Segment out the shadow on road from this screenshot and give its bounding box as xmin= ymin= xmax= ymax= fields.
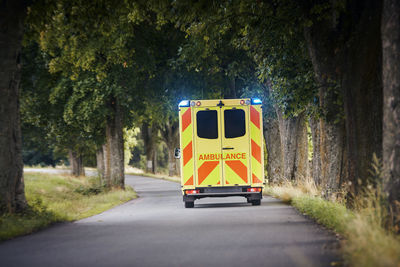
xmin=194 ymin=202 xmax=250 ymax=208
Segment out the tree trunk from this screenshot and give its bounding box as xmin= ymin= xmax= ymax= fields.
xmin=309 ymin=117 xmax=322 ymax=185
xmin=152 ymin=149 xmax=157 ymax=174
xmin=319 ymin=117 xmax=347 ymax=197
xmin=304 ymin=34 xmax=348 ymax=197
xmin=68 ymin=149 xmax=85 ymax=177
xmin=264 ymin=117 xmax=283 ymax=184
xmin=382 ymin=0 xmax=400 ymax=230
xmin=141 ymin=122 xmax=158 ymax=174
xmin=303 ymin=8 xmax=348 ymax=197
xmin=341 ymin=0 xmax=383 ymax=193
xmin=160 ymin=120 xmax=179 ymax=177
xmin=166 ymin=133 xmax=179 ymax=177
xmin=96 ymin=147 xmax=105 ymax=180
xmin=102 ymin=143 xmax=111 ymax=187
xmin=105 ymin=101 xmax=124 ymax=188
xmin=276 ymin=110 xmax=308 ymax=182
xmin=304 ymin=0 xmax=383 ymax=200
xmin=0 ymin=0 xmax=27 ymax=213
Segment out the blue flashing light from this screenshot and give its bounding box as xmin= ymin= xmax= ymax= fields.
xmin=178 ymin=100 xmax=190 ymax=107
xmin=251 ymin=98 xmax=262 ymax=105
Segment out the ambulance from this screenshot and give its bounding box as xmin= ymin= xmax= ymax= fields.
xmin=177 ymin=98 xmax=265 ymax=208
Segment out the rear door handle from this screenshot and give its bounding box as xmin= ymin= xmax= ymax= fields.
xmin=223 ymin=147 xmax=234 ymax=150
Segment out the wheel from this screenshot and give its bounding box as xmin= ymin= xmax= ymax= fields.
xmin=251 ymin=199 xmax=261 ymax=206
xmin=185 ymin=201 xmax=194 ymax=208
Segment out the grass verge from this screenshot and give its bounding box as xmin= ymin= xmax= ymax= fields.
xmin=266 ymin=183 xmax=400 ymax=267
xmin=0 ymin=172 xmax=136 ymax=241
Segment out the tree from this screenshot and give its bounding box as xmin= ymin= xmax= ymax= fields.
xmin=20 ymin=44 xmax=106 ymax=177
xmin=27 ymin=0 xmax=166 ymax=187
xmin=140 ymin=121 xmax=159 ymax=174
xmin=382 ymin=0 xmax=400 ymax=230
xmin=0 ymin=0 xmax=27 ymax=213
xmin=303 ymin=0 xmax=383 ymax=199
xmin=152 ymin=0 xmax=385 ymax=200
xmin=152 ymin=0 xmax=316 ymax=185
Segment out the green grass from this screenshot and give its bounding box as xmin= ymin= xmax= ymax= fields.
xmin=292 ymin=196 xmax=353 ymax=234
xmin=266 ymin=183 xmax=400 ymax=267
xmin=0 ymin=173 xmax=136 ymax=241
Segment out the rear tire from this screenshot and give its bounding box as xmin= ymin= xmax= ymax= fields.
xmin=185 ymin=201 xmax=194 ymax=208
xmin=251 ymin=199 xmax=261 ymax=206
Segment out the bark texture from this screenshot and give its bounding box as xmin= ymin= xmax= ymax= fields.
xmin=341 ymin=0 xmax=383 ymax=193
xmin=160 ymin=120 xmax=180 ymax=177
xmin=68 ymin=149 xmax=85 ymax=177
xmin=96 ymin=147 xmax=105 ymax=180
xmin=104 ymin=102 xmax=125 ymax=188
xmin=103 ymin=143 xmax=111 ymax=186
xmin=309 ymin=117 xmax=321 ymax=185
xmin=264 ymin=117 xmax=283 ymax=184
xmin=382 ymin=0 xmax=400 ymax=229
xmin=276 ymin=110 xmax=308 ymax=182
xmin=141 ymin=122 xmax=159 ymax=174
xmin=0 ymin=0 xmax=27 ymax=213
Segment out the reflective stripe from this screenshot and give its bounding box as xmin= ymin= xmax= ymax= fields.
xmin=183 ymin=159 xmax=194 ymax=184
xmin=182 ymin=108 xmax=191 ymax=132
xmin=225 ymin=160 xmax=248 ymax=184
xmin=252 ymin=173 xmax=263 ymax=184
xmin=198 ymin=161 xmax=219 ymax=185
xmin=251 ymin=139 xmax=261 ymax=163
xmin=250 ymin=105 xmax=264 ymax=185
xmin=184 ymin=175 xmax=193 ymax=186
xmin=181 ymin=107 xmax=194 ymax=186
xmin=250 ymin=106 xmax=260 ymax=129
xmin=183 ymin=141 xmax=193 ymax=166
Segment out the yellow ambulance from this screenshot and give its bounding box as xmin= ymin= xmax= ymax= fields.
xmin=177 ymin=98 xmax=265 ymax=208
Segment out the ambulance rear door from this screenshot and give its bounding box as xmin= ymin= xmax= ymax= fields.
xmin=221 ymin=105 xmax=251 ymax=186
xmin=193 ymin=105 xmax=223 ymax=187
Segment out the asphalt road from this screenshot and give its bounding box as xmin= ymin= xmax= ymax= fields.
xmin=0 ymin=174 xmax=340 ymax=267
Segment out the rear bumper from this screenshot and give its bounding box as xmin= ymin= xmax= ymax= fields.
xmin=183 ymin=191 xmax=262 ymax=202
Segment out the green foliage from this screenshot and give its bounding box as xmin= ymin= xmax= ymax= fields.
xmin=151 ymin=0 xmax=318 ymax=117
xmin=74 ymin=182 xmax=107 ymax=196
xmin=25 ymin=0 xmax=209 ymax=160
xmin=124 ymin=128 xmax=140 ymax=166
xmin=21 ymin=0 xmax=329 ymax=171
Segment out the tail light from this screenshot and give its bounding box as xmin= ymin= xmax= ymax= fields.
xmin=247 ymin=188 xmax=262 ymax=193
xmin=186 ymin=189 xmax=200 ymax=194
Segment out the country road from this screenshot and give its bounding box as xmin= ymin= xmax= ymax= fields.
xmin=0 ymin=174 xmax=340 ymax=267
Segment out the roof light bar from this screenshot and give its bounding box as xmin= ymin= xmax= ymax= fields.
xmin=251 ymin=98 xmax=262 ymax=105
xmin=178 ymin=100 xmax=190 ymax=107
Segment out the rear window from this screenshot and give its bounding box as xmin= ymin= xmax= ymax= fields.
xmin=224 ymin=109 xmax=245 ymax=138
xmin=197 ymin=110 xmax=218 ymax=139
